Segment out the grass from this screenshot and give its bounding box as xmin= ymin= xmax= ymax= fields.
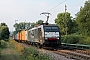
xmin=9 ymin=40 xmax=24 ymax=53
xmin=0 ymin=40 xmax=53 ymax=60
xmin=0 ymin=40 xmax=23 ymax=60
xmin=0 ymin=54 xmax=21 ymax=60
xmin=0 ymin=48 xmax=2 ymax=57
xmin=21 ymin=47 xmax=52 ymax=60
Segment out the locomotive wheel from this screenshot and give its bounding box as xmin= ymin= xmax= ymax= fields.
xmin=32 ymin=43 xmax=35 ymax=47
xmin=36 ymin=43 xmax=42 ymax=49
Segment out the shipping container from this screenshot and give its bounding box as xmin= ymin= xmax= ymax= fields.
xmin=21 ymin=30 xmax=28 ymax=42
xmin=17 ymin=33 xmax=20 ymax=41
xmin=19 ymin=32 xmax=22 ymax=40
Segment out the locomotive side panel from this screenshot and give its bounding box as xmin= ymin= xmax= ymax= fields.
xmin=27 ymin=30 xmax=34 ymax=44
xmin=27 ymin=25 xmax=44 ymax=46
xmin=27 ymin=31 xmax=31 ymax=42
xmin=34 ymin=29 xmax=39 ymax=43
xmin=34 ymin=27 xmax=44 ymax=44
xmin=37 ymin=27 xmax=45 ymax=45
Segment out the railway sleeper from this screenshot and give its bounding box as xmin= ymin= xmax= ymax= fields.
xmin=57 ymin=50 xmax=90 ymax=60
xmin=64 ymin=52 xmax=90 ymax=60
xmin=76 ymin=50 xmax=90 ymax=55
xmin=68 ymin=52 xmax=90 ymax=60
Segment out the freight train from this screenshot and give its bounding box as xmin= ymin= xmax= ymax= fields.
xmin=14 ymin=23 xmax=61 ymax=48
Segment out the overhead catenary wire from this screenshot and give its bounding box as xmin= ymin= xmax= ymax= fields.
xmin=43 ymin=0 xmax=60 ymax=11
xmin=31 ymin=0 xmax=60 ymax=22
xmin=32 ymin=0 xmax=67 ymax=22
xmin=48 ymin=0 xmax=67 ymax=12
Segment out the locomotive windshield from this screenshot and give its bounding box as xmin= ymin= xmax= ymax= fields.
xmin=44 ymin=26 xmax=59 ymax=32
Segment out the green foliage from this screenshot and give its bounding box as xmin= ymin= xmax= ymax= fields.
xmin=0 ymin=26 xmax=8 ymax=57
xmin=84 ymin=37 xmax=90 ymax=45
xmin=0 ymin=48 xmax=2 ymax=57
xmin=55 ymin=12 xmax=78 ymax=35
xmin=78 ymin=37 xmax=90 ymax=45
xmin=0 ymin=23 xmax=7 ymax=26
xmin=13 ymin=22 xmax=34 ymax=35
xmin=62 ymin=35 xmax=90 ymax=45
xmin=0 ymin=26 xmax=10 ymax=40
xmin=0 ymin=40 xmax=7 ymax=48
xmin=36 ymin=20 xmax=44 ymax=25
xmin=0 ymin=23 xmax=10 ymax=40
xmin=21 ymin=47 xmax=52 ymax=60
xmin=76 ymin=0 xmax=90 ymax=36
xmin=67 ymin=18 xmax=78 ymax=34
xmin=61 ymin=35 xmax=80 ymax=44
xmin=13 ymin=20 xmax=44 ymax=35
xmin=13 ymin=22 xmax=31 ymax=32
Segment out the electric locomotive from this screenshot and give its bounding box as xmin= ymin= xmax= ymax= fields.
xmin=27 ymin=23 xmax=61 ymax=48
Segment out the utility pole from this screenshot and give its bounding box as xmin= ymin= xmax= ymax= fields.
xmin=65 ymin=5 xmax=67 ymax=36
xmin=15 ymin=20 xmax=18 ymax=31
xmin=40 ymin=12 xmax=51 ymax=23
xmin=24 ymin=20 xmax=26 ymax=30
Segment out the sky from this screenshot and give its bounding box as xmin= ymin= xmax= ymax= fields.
xmin=0 ymin=0 xmax=88 ymax=31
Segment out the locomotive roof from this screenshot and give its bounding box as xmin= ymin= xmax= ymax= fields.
xmin=28 ymin=24 xmax=58 ymax=31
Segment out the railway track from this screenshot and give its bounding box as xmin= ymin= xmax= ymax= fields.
xmin=42 ymin=47 xmax=90 ymax=60
xmin=18 ymin=42 xmax=90 ymax=60
xmin=20 ymin=43 xmax=74 ymax=60
xmin=56 ymin=50 xmax=90 ymax=60
xmin=74 ymin=49 xmax=90 ymax=55
xmin=57 ymin=46 xmax=90 ymax=60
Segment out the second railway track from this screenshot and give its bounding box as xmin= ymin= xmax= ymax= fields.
xmin=56 ymin=50 xmax=90 ymax=60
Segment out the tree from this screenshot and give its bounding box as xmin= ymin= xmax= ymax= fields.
xmin=13 ymin=20 xmax=43 ymax=35
xmin=76 ymin=0 xmax=90 ymax=36
xmin=36 ymin=20 xmax=44 ymax=24
xmin=13 ymin=22 xmax=36 ymax=34
xmin=0 ymin=23 xmax=7 ymax=26
xmin=55 ymin=12 xmax=76 ymax=35
xmin=30 ymin=22 xmax=36 ymax=28
xmin=0 ymin=23 xmax=10 ymax=40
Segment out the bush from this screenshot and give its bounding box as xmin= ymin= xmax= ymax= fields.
xmin=85 ymin=37 xmax=90 ymax=45
xmin=9 ymin=40 xmax=24 ymax=52
xmin=0 ymin=48 xmax=2 ymax=57
xmin=21 ymin=47 xmax=52 ymax=60
xmin=0 ymin=40 xmax=7 ymax=57
xmin=0 ymin=40 xmax=7 ymax=48
xmin=61 ymin=35 xmax=90 ymax=45
xmin=61 ymin=35 xmax=80 ymax=44
xmin=78 ymin=37 xmax=90 ymax=45
xmin=4 ymin=39 xmax=9 ymax=42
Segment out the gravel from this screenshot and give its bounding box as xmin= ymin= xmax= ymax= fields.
xmin=39 ymin=49 xmax=74 ymax=60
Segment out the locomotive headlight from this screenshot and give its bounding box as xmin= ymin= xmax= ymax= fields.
xmin=57 ymin=38 xmax=59 ymax=39
xmin=45 ymin=38 xmax=48 ymax=40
